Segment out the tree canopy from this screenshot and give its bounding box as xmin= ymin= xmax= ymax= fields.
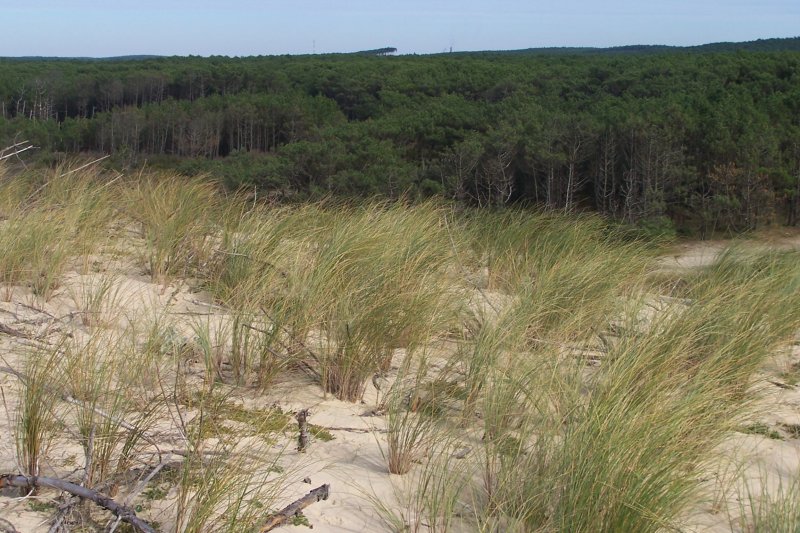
xmin=2 ymin=41 xmax=800 ymax=234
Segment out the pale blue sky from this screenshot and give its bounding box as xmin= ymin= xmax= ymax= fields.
xmin=1 ymin=1 xmax=798 ymax=57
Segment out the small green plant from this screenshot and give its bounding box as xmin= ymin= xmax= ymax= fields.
xmin=143 ymin=484 xmax=170 ymax=501
xmin=0 ymin=164 xmax=116 ymax=300
xmin=312 ymin=203 xmax=460 ymax=401
xmin=0 ymin=209 xmax=72 ymax=300
xmin=27 ymin=500 xmax=56 ymax=513
xmin=384 ymin=394 xmax=439 ymax=475
xmin=372 ymin=437 xmax=470 ymax=533
xmin=181 ymin=389 xmax=291 ymax=440
xmin=190 ymin=317 xmax=228 ymax=391
xmin=229 ymin=312 xmax=285 ymax=388
xmin=382 ymin=348 xmax=446 ymax=475
xmin=290 ymin=513 xmax=311 ymax=527
xmin=173 ymin=390 xmax=291 ymax=533
xmin=309 ymin=425 xmax=335 ymax=442
xmin=738 ymin=423 xmax=784 ymax=440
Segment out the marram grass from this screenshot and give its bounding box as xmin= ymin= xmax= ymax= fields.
xmin=2 ymin=162 xmax=799 ymax=532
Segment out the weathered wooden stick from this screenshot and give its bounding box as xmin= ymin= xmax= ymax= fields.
xmin=259 ymin=484 xmax=330 ymax=532
xmin=161 ymin=448 xmax=264 ymax=462
xmin=21 ymin=155 xmax=110 ymax=202
xmin=57 ymin=154 xmax=111 ymax=178
xmin=0 ymin=323 xmax=32 ymax=339
xmin=48 ymin=494 xmax=79 ymax=533
xmin=0 ymin=145 xmax=34 ymax=161
xmin=16 ymin=301 xmax=56 ymax=318
xmin=47 ymin=425 xmax=96 ymax=531
xmin=322 ymin=426 xmax=387 ymax=434
xmin=296 ymin=409 xmax=309 ymax=452
xmin=0 ymin=475 xmax=155 ymax=533
xmin=0 ymin=366 xmax=25 ymax=381
xmin=0 ymin=140 xmax=31 ymax=156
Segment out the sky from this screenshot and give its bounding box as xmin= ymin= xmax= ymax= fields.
xmin=1 ymin=0 xmax=798 ymax=57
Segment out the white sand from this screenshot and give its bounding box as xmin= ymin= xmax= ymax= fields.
xmin=0 ymin=234 xmax=799 ymax=532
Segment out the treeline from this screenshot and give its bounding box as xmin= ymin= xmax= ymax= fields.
xmin=1 ymin=47 xmax=800 ymax=234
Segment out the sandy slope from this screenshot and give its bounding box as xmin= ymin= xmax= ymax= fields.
xmin=0 ymin=247 xmax=406 ymax=531
xmin=0 ymin=232 xmax=798 ymax=532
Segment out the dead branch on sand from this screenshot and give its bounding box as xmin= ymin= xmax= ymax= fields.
xmin=0 ymin=474 xmax=155 ymax=533
xmin=259 ymin=484 xmax=331 ymax=532
xmin=296 ymin=409 xmax=309 ymax=452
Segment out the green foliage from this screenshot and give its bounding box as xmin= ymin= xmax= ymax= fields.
xmin=27 ymin=500 xmax=56 ymax=513
xmin=738 ymin=423 xmax=784 ymax=440
xmin=620 ymin=215 xmax=678 ymax=242
xmin=290 ymin=513 xmax=311 ymax=527
xmin=4 ymin=165 xmax=800 ymax=531
xmin=309 ymin=425 xmax=335 ymax=442
xmin=2 ymin=48 xmax=800 ymax=231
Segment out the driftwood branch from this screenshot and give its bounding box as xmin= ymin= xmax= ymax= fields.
xmin=321 ymin=426 xmax=387 ymax=434
xmin=0 ymin=323 xmax=32 ymax=339
xmin=0 ymin=145 xmax=34 ymax=161
xmin=0 ymin=366 xmax=25 ymax=381
xmin=16 ymin=301 xmax=56 ymax=318
xmin=0 ymin=475 xmax=155 ymax=533
xmin=48 ymin=493 xmax=79 ymax=533
xmin=58 ymin=155 xmax=110 ymax=178
xmin=0 ymin=140 xmax=31 ymax=156
xmin=21 ymin=155 xmax=110 ymax=202
xmin=259 ymin=484 xmax=330 ymax=532
xmin=47 ymin=425 xmax=97 ymax=533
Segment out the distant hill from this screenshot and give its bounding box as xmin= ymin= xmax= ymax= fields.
xmin=355 ymin=47 xmax=397 ymax=56
xmin=457 ymin=37 xmax=800 ymax=56
xmin=2 ymin=37 xmax=799 ymax=62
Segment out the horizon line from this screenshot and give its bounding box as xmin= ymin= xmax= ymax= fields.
xmin=1 ymin=35 xmax=799 ymax=60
